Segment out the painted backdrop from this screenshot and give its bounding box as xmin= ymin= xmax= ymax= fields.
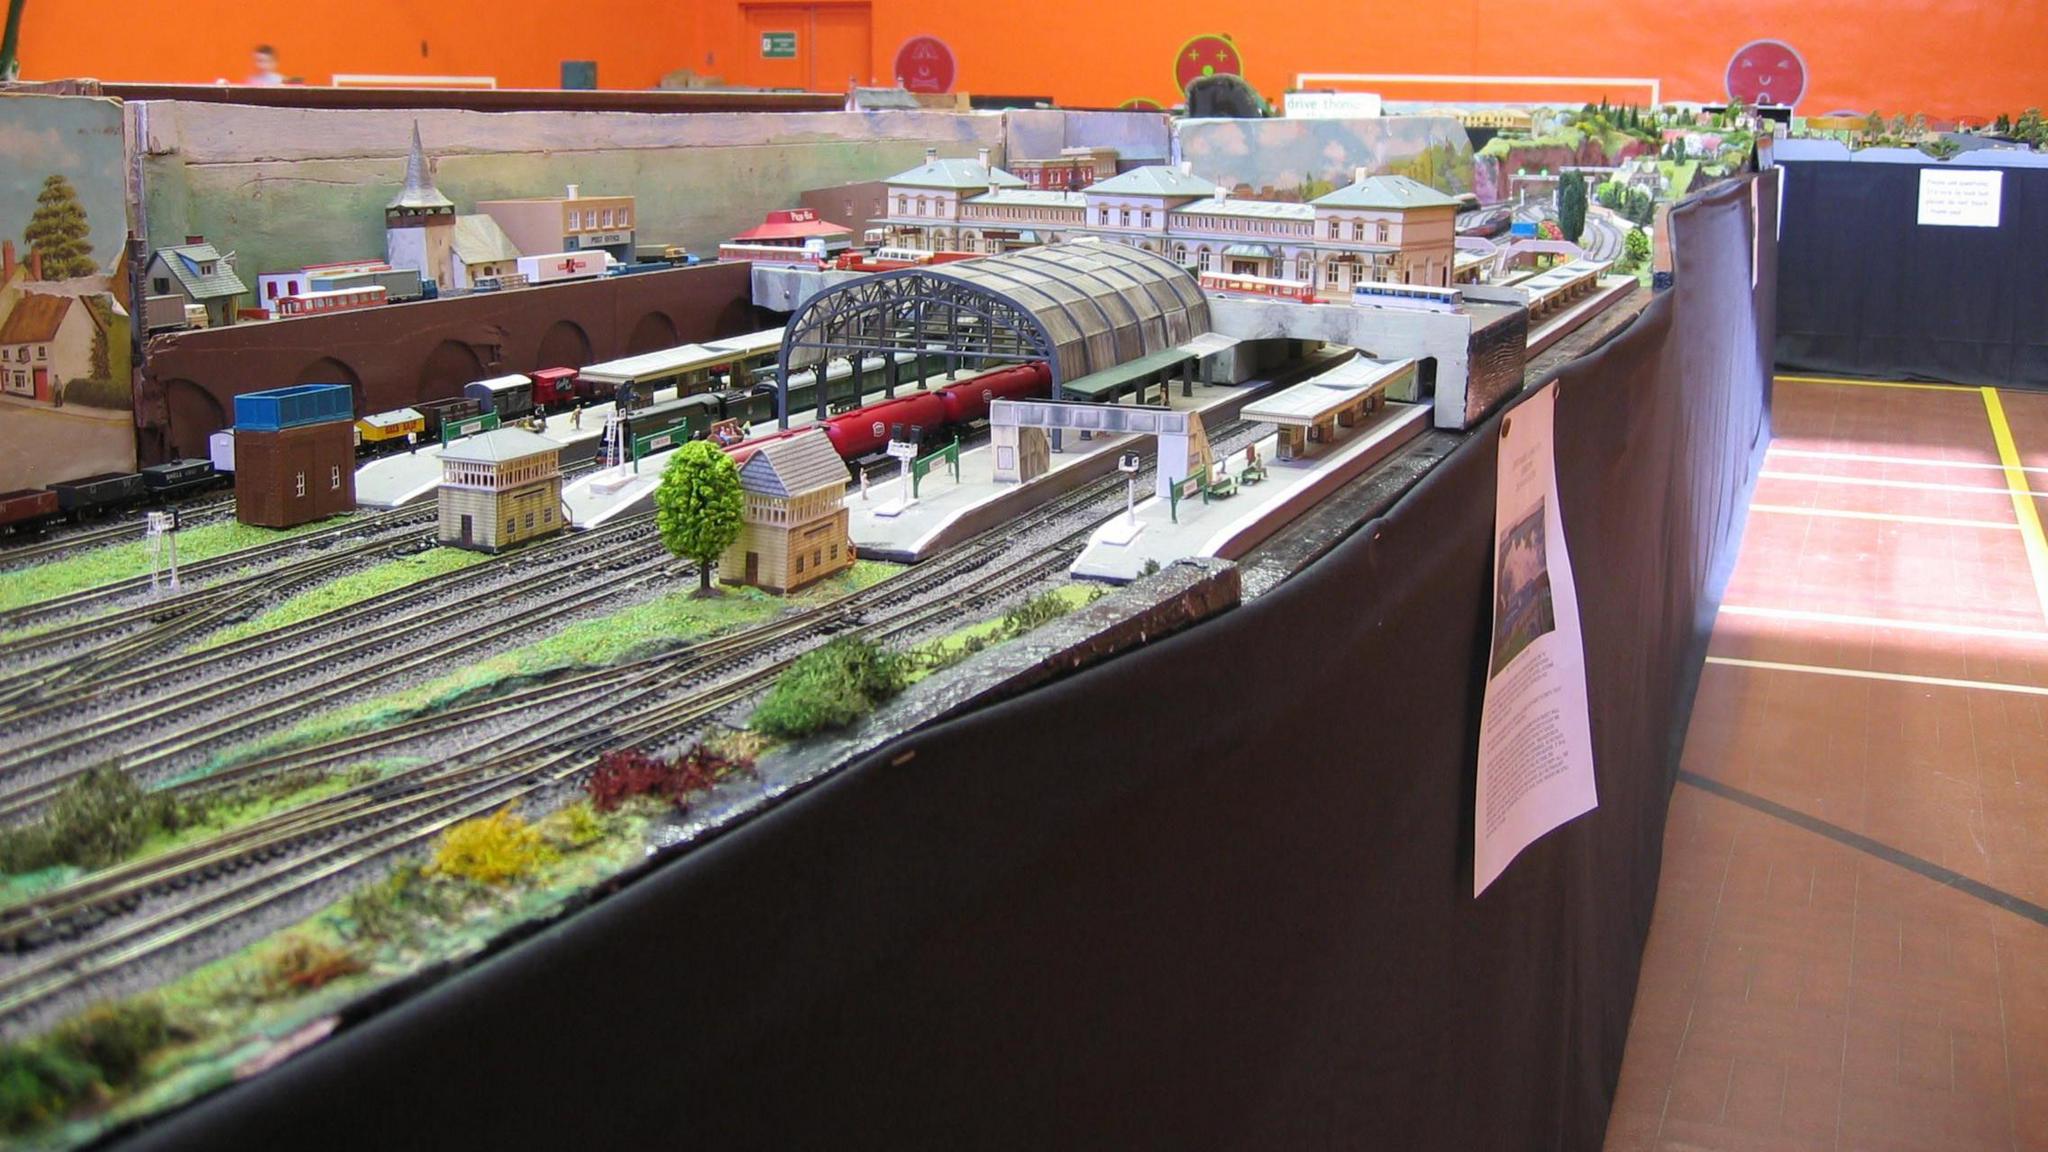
xmin=0 ymin=93 xmax=135 ymax=490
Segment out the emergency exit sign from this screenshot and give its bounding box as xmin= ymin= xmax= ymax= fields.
xmin=761 ymin=31 xmax=797 ymax=58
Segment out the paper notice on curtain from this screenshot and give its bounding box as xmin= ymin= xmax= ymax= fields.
xmin=1474 ymin=382 xmax=1597 ymax=897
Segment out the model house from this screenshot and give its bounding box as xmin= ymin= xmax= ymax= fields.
xmin=449 ymin=214 xmax=526 ymax=290
xmin=721 ymin=431 xmax=854 ymax=593
xmin=0 ymin=293 xmax=96 ymax=402
xmin=437 ymin=427 xmax=565 ymax=552
xmin=477 ymin=187 xmax=637 ymax=264
xmin=880 ymin=158 xmax=1462 ymax=291
xmin=144 ymin=239 xmax=248 ymax=327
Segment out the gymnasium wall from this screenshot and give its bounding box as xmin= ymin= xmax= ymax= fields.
xmin=22 ymin=1 xmax=2047 ymax=119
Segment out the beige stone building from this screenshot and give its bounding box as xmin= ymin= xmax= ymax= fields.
xmin=477 ymin=187 xmax=637 ymax=264
xmin=721 ymin=431 xmax=854 ymax=594
xmin=437 ymin=428 xmax=564 ymax=552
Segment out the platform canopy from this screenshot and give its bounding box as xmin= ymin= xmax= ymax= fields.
xmin=776 ymin=241 xmax=1211 ymax=424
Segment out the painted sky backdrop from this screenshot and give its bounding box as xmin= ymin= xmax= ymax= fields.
xmin=0 ymin=95 xmax=128 ymax=276
xmin=1175 ymin=116 xmax=1475 ymax=199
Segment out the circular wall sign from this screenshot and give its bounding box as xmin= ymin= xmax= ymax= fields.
xmin=1173 ymin=34 xmax=1242 ymax=93
xmin=894 ymin=36 xmax=956 ymax=94
xmin=1724 ymin=39 xmax=1807 ymax=108
xmin=1121 ymin=97 xmax=1167 ymax=112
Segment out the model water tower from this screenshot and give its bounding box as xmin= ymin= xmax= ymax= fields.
xmin=231 ymin=384 xmax=358 ymax=527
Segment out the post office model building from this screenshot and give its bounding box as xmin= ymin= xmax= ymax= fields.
xmin=437 ymin=427 xmax=565 ymax=552
xmin=878 ymin=150 xmax=1460 ymax=291
xmin=723 ymin=431 xmax=855 ymax=594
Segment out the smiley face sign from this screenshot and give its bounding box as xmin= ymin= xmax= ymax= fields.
xmin=1725 ymin=39 xmax=1807 ymax=108
xmin=894 ymin=36 xmax=956 ymax=94
xmin=1174 ymin=34 xmax=1243 ymax=93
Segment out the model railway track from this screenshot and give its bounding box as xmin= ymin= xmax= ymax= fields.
xmin=0 ymin=503 xmax=1096 ymax=1018
xmin=0 ymin=538 xmax=673 ymax=813
xmin=0 ymin=506 xmax=440 ymax=634
xmin=0 ymin=422 xmax=1207 ymax=1018
xmin=0 ymin=496 xmax=240 ymax=571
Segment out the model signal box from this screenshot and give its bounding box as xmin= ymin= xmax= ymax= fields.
xmin=232 ymin=384 xmax=358 ymax=527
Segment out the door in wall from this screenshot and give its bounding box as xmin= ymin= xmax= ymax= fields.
xmin=735 ymin=4 xmax=872 ymax=92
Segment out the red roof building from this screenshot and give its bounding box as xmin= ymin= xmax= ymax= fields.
xmin=729 ymin=208 xmax=853 ymax=250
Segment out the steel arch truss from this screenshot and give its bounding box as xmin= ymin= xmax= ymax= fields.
xmin=775 ymin=271 xmax=1060 ymax=427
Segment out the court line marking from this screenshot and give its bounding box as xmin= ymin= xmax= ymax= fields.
xmin=1759 ymin=470 xmax=2048 ymax=498
xmin=1749 ymin=503 xmax=2018 ymax=530
xmin=1677 ymin=770 xmax=2048 ymax=930
xmin=1766 ymin=447 xmax=2038 ymax=475
xmin=1981 ymin=386 xmax=2048 ymax=628
xmin=1775 ymin=373 xmax=1973 ymax=393
xmin=1717 ymin=604 xmax=2048 ymax=642
xmin=1704 ymin=655 xmax=2048 ymax=698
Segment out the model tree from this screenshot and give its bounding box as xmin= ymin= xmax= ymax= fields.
xmin=23 ymin=174 xmax=95 ymax=280
xmin=1623 ymin=227 xmax=1651 ymax=272
xmin=654 ymin=440 xmax=744 ymax=595
xmin=1557 ymin=172 xmax=1588 ymax=244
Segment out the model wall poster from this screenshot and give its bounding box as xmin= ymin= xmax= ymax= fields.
xmin=0 ymin=92 xmax=135 ymax=492
xmin=1916 ymin=169 xmax=2003 ymax=228
xmin=1173 ymin=34 xmax=1242 ymax=92
xmin=1473 ymin=382 xmax=1596 ymax=897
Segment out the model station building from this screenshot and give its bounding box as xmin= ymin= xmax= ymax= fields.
xmin=437 ymin=427 xmax=565 ymax=552
xmin=876 ymin=149 xmax=1461 ymax=292
xmin=722 ymin=431 xmax=855 ymax=593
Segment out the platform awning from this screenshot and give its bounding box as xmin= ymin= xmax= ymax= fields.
xmin=1059 ymin=347 xmax=1198 ymax=400
xmin=1238 ymin=356 xmax=1416 ymax=426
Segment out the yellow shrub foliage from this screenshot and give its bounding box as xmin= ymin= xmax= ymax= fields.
xmin=430 ymin=810 xmax=554 ymax=885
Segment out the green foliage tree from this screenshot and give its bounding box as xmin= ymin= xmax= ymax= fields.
xmin=1623 ymin=226 xmax=1651 ymax=271
xmin=1625 ymin=187 xmax=1655 ymax=227
xmin=22 ymin=174 xmax=96 ymax=281
xmin=1887 ymin=114 xmax=1909 ymax=138
xmin=653 ymin=440 xmax=745 ymax=594
xmin=1556 ymin=171 xmax=1588 ymax=244
xmin=1864 ymin=111 xmax=1884 ymax=138
xmin=1994 ymin=113 xmax=2012 ymax=134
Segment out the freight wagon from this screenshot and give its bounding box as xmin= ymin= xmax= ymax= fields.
xmin=49 ymin=473 xmax=149 ymax=521
xmin=463 ymin=375 xmax=536 ymax=420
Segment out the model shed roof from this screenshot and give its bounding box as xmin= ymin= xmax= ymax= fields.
xmin=152 ymin=244 xmax=248 ymax=301
xmin=738 ymin=431 xmax=847 ymax=498
xmin=1312 ymin=174 xmax=1461 ymax=210
xmin=783 ymin=240 xmax=1210 ymax=387
xmin=886 ymin=156 xmax=1026 ymax=190
xmin=452 ymin=214 xmax=522 ymax=265
xmin=1085 ymin=166 xmax=1218 ymax=197
xmin=438 ymin=427 xmax=562 ymax=463
xmin=0 ymin=294 xmax=74 ymax=344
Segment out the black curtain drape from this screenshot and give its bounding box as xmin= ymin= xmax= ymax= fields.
xmin=1775 ymin=158 xmax=2048 ymax=387
xmin=116 ymin=176 xmax=1774 ymax=1152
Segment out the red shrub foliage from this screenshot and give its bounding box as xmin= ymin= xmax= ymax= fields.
xmin=585 ymin=745 xmax=754 ymax=812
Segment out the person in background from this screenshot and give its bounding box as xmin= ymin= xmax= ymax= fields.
xmin=246 ymin=45 xmax=283 ymax=85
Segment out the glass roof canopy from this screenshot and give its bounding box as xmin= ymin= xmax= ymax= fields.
xmin=774 ymin=242 xmax=1210 ymax=425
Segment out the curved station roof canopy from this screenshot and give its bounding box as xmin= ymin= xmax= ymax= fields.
xmin=776 ymin=242 xmax=1211 ymax=423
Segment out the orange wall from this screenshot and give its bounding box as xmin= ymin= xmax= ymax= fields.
xmin=694 ymin=1 xmax=2048 ymax=121
xmin=22 ymin=0 xmax=2048 ymax=119
xmin=18 ymin=0 xmax=701 ymax=89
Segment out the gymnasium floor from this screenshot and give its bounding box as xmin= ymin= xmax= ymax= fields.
xmin=1605 ymin=375 xmax=2048 ymax=1151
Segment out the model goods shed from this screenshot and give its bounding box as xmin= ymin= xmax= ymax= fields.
xmin=777 ymin=241 xmax=1209 ymax=423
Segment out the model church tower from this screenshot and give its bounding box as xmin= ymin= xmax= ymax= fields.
xmin=385 ymin=122 xmax=456 ymax=290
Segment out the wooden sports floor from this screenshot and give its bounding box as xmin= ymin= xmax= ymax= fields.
xmin=1606 ymin=375 xmax=2048 ymax=1152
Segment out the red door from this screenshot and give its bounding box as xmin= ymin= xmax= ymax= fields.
xmin=33 ymin=367 xmax=49 ymax=403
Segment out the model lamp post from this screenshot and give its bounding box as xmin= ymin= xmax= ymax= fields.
xmin=1101 ymin=451 xmax=1147 ymax=547
xmin=875 ymin=438 xmax=919 ymax=517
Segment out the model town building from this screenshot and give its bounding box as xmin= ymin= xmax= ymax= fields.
xmin=386 ymin=123 xmax=458 ymax=292
xmin=879 ymin=151 xmax=1461 ymax=291
xmin=477 ymin=186 xmax=637 ymax=265
xmin=144 ymin=238 xmax=248 ymax=327
xmin=0 ymin=293 xmax=100 ymax=402
xmin=722 ymin=431 xmax=855 ymax=594
xmin=437 ymin=427 xmax=565 ymax=552
xmin=1009 ymin=146 xmax=1121 ymax=190
xmin=448 ymin=214 xmax=527 ymax=290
